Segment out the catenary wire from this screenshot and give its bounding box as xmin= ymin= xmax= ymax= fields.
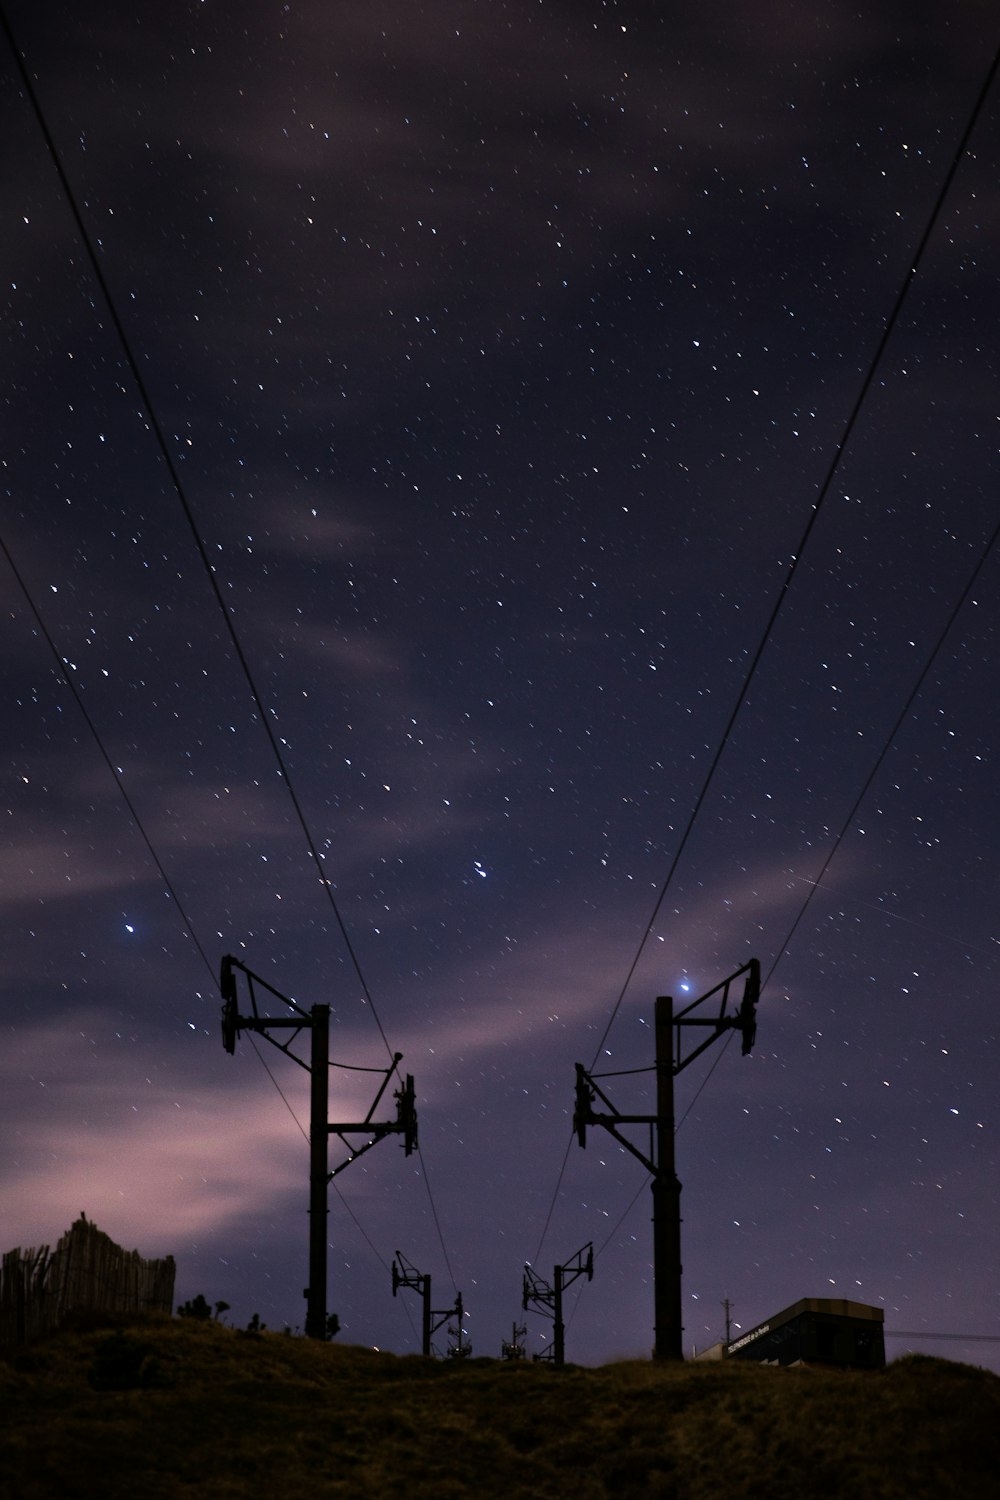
xmin=540 ymin=510 xmax=1000 ymax=1267
xmin=250 ymin=1041 xmax=422 ymax=1338
xmin=9 ymin=8 xmax=998 ymax=1348
xmin=1 ymin=535 xmax=219 ymax=986
xmin=0 ymin=5 xmax=394 ymax=1067
xmin=758 ymin=515 xmax=1000 ymax=999
xmin=884 ymin=1330 xmax=1000 ymax=1343
xmin=4 ymin=532 xmax=427 ymax=1331
xmin=531 ymin=36 xmax=1000 ymax=1267
xmin=548 ymin=513 xmax=1000 ymax=1280
xmin=2 ymin=9 xmax=458 ymax=1308
xmin=589 ymin=36 xmax=1000 ymax=1071
xmin=666 ymin=503 xmax=1000 ymax=1125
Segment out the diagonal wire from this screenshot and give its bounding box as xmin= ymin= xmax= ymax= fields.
xmin=4 ymin=539 xmax=421 ymax=1320
xmin=533 ymin=36 xmax=1000 ymax=1265
xmin=1 ymin=535 xmax=219 ymax=987
xmin=416 ymin=1145 xmax=460 ymax=1293
xmin=760 ymin=513 xmax=1000 ymax=997
xmin=589 ymin=38 xmax=1000 ymax=1068
xmin=1 ymin=4 xmax=394 ymax=1065
xmin=2 ymin=7 xmax=458 ymax=1297
xmin=554 ymin=506 xmax=1000 ymax=1271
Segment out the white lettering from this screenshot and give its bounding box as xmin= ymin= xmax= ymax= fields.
xmin=728 ymin=1323 xmax=769 ymax=1353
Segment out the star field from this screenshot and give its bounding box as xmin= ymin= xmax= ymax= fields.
xmin=2 ymin=1 xmax=999 ymax=1366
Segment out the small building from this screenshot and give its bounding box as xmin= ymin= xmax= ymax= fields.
xmin=723 ymin=1297 xmax=885 ymax=1370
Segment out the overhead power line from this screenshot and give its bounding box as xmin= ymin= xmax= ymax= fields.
xmin=1 ymin=6 xmax=394 ymax=1064
xmin=885 ymin=1330 xmax=1000 ymax=1343
xmin=2 ymin=11 xmax=457 ymax=1295
xmin=531 ymin=35 xmax=1000 ymax=1267
xmin=1 ymin=536 xmax=220 ymax=988
xmin=762 ymin=513 xmax=1000 ymax=996
xmin=591 ymin=36 xmax=1000 ymax=1067
xmin=1 ymin=539 xmax=438 ymax=1312
xmin=663 ymin=491 xmax=1000 ymax=1126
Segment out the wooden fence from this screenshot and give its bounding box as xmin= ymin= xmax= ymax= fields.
xmin=0 ymin=1215 xmax=175 ymax=1348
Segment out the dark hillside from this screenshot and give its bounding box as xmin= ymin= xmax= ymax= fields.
xmin=1 ymin=1317 xmax=997 ymax=1499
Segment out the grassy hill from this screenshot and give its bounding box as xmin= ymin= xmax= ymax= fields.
xmin=1 ymin=1316 xmax=998 ymax=1498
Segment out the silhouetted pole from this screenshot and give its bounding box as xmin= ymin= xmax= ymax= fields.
xmin=523 ymin=1243 xmax=593 ymax=1366
xmin=306 ymin=1004 xmax=330 ymax=1341
xmin=392 ymin=1252 xmax=432 ymax=1354
xmin=553 ymin=1261 xmax=565 ymax=1367
xmin=222 ymin=955 xmax=417 ymax=1346
xmin=653 ymin=994 xmax=682 ymax=1361
xmin=722 ymin=1296 xmax=734 ymax=1345
xmin=447 ymin=1291 xmax=471 ymax=1357
xmin=574 ymin=959 xmax=759 ymax=1366
xmin=393 ymin=1252 xmax=464 ymax=1358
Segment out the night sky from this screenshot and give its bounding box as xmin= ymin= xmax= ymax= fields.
xmin=3 ymin=1 xmax=999 ymax=1369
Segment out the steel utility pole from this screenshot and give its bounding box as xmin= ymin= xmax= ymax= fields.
xmin=391 ymin=1251 xmax=468 ymax=1358
xmin=221 ymin=955 xmax=417 ymax=1341
xmin=501 ymin=1322 xmax=527 ymax=1360
xmin=392 ymin=1250 xmax=432 ymax=1357
xmin=444 ymin=1291 xmax=471 ymax=1358
xmin=574 ymin=958 xmax=759 ymax=1361
xmin=522 ymin=1242 xmax=593 ymax=1366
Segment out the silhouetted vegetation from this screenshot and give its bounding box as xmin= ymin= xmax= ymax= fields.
xmin=1 ymin=1316 xmax=998 ymax=1498
xmin=175 ymin=1293 xmax=213 ymax=1321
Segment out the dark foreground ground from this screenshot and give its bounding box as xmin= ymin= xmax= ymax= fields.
xmin=1 ymin=1316 xmax=998 ymax=1498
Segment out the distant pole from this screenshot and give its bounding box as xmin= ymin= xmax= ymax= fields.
xmin=653 ymin=995 xmax=683 ymax=1361
xmin=306 ymin=1004 xmax=330 ymax=1340
xmin=394 ymin=1251 xmax=459 ymax=1358
xmin=522 ymin=1243 xmax=592 ymax=1366
xmin=501 ymin=1322 xmax=527 ymax=1359
xmin=455 ymin=1291 xmax=465 ymax=1356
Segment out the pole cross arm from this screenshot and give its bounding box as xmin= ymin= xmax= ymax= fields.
xmin=524 ymin=1243 xmax=593 ymax=1367
xmin=575 ymin=1063 xmax=634 ymax=1145
xmin=429 ymin=1297 xmax=461 ymax=1339
xmin=219 ymin=951 xmax=420 ymax=1345
xmin=392 ymin=1251 xmax=434 ymax=1357
xmin=523 ymin=1245 xmax=593 ymax=1315
xmin=220 ymin=953 xmax=315 ymax=1066
xmin=522 ymin=1264 xmax=555 ymax=1317
xmin=668 ymin=957 xmax=760 ymax=1072
xmin=570 ymin=958 xmax=761 ymax=1362
xmin=328 ymin=1069 xmax=418 ymax=1177
xmin=575 ymin=1063 xmax=659 ymax=1171
xmin=560 ymin=1241 xmax=594 ymax=1291
xmin=592 ymin=1114 xmax=658 ymax=1174
xmin=392 ymin=1251 xmax=427 ymax=1298
xmin=221 ymin=957 xmax=418 ymax=1171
